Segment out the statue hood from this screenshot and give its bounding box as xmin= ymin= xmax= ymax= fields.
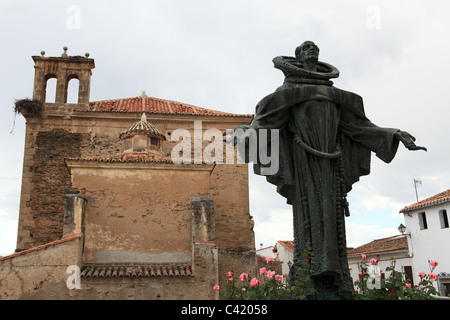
xmin=272 ymin=56 xmax=339 ymax=86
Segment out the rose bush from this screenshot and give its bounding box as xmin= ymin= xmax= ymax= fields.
xmin=213 ymin=250 xmax=316 ymax=300
xmin=354 ymin=255 xmax=440 ymax=300
xmin=212 ymin=252 xmax=441 ymax=300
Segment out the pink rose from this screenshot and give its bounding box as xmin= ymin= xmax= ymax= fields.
xmin=213 ymin=285 xmax=220 ymax=291
xmin=419 ymin=271 xmax=426 ymax=278
xmin=430 ymin=260 xmax=438 ymax=267
xmin=429 ymin=273 xmax=437 ymax=280
xmin=405 ymin=283 xmax=412 ymax=289
xmin=227 ymin=271 xmax=233 ymax=277
xmin=250 ymin=278 xmax=260 ymax=287
xmin=239 ymin=273 xmax=249 ymax=282
xmin=266 ymin=270 xmax=276 ymax=279
xmin=361 ymin=254 xmax=367 ymax=260
xmin=370 ymin=258 xmax=378 ymax=265
xmin=242 ymin=288 xmax=246 ymax=292
xmin=259 ymin=267 xmax=266 ymax=275
xmin=265 ymin=256 xmax=274 ymax=263
xmin=275 ymin=274 xmax=283 ymax=281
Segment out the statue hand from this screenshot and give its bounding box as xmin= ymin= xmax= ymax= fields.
xmin=223 ymin=125 xmax=252 ymax=145
xmin=395 ymin=131 xmax=427 ymax=152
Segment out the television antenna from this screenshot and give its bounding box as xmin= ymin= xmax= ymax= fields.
xmin=413 ymin=178 xmax=422 ymax=202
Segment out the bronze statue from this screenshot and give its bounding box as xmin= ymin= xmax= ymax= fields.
xmin=227 ymin=41 xmax=426 ymax=299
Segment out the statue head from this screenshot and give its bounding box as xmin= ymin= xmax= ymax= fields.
xmin=295 ymin=41 xmax=320 ymax=65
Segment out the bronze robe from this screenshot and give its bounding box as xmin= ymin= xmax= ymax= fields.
xmin=250 ymin=83 xmax=400 ymax=299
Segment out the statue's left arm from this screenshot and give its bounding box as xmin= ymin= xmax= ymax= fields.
xmin=394 ymin=130 xmax=427 ymax=152
xmin=339 ymin=116 xmax=426 ymax=164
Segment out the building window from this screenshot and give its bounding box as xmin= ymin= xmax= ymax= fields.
xmin=419 ymin=212 xmax=428 ymax=230
xmin=45 ymin=77 xmax=57 ymax=103
xmin=439 ymin=209 xmax=449 ymax=229
xmin=404 ymin=266 xmax=414 ymax=286
xmin=67 ymin=77 xmax=80 ymax=104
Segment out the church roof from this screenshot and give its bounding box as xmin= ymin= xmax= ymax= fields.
xmin=399 ymin=189 xmax=450 ymax=213
xmin=88 ymin=92 xmax=252 ymax=118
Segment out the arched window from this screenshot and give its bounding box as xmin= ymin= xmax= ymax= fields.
xmin=44 ymin=75 xmax=57 ymax=103
xmin=67 ymin=75 xmax=80 ymax=104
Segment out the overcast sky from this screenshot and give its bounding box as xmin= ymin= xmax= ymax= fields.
xmin=0 ymin=0 xmax=449 ymax=255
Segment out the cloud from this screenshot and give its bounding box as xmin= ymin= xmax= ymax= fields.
xmin=253 ymin=208 xmax=293 ymax=249
xmin=345 ymin=222 xmax=398 ymax=248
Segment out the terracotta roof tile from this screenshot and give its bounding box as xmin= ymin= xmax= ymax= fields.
xmin=347 ymin=235 xmax=408 ymax=257
xmin=0 ymin=235 xmax=82 ymax=262
xmin=80 ymin=263 xmax=193 ymax=278
xmin=87 ymin=95 xmax=252 ymax=118
xmin=65 ymin=151 xmax=216 ymax=165
xmin=277 ymin=241 xmax=294 ymax=253
xmin=400 ymin=189 xmax=450 ymax=213
xmin=66 ymin=151 xmax=173 ymax=163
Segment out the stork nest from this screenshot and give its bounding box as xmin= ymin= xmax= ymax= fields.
xmin=14 ymin=98 xmax=43 ymax=115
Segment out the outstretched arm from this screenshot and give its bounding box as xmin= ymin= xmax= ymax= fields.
xmin=222 ymin=125 xmax=253 ymax=146
xmin=395 ymin=131 xmax=427 ymax=152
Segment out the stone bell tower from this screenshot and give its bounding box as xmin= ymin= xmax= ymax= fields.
xmin=15 ymin=47 xmax=95 ymax=252
xmin=32 ymin=46 xmax=95 ymax=113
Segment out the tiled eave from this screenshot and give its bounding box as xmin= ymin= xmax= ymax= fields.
xmin=64 ymin=157 xmax=216 ymax=175
xmin=400 ymin=189 xmax=450 ymax=213
xmin=80 ymin=109 xmax=254 ymax=118
xmin=400 ymin=198 xmax=450 ymax=213
xmin=81 ymin=263 xmax=193 ymax=278
xmin=0 ymin=235 xmax=82 ymax=262
xmin=277 ymin=240 xmax=294 ymax=253
xmin=86 ymin=95 xmax=253 ymax=119
xmin=347 ymin=235 xmax=408 ymax=258
xmin=348 ymin=246 xmax=409 ymax=259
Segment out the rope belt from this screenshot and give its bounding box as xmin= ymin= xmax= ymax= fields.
xmin=293 ymin=133 xmax=341 ymax=159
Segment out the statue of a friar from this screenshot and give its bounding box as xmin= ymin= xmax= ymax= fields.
xmin=227 ymin=41 xmax=426 ymax=300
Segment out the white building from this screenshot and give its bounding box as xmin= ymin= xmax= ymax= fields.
xmin=256 ymin=244 xmax=276 ymax=259
xmin=273 ymin=241 xmax=294 ymax=279
xmin=347 ymin=235 xmax=414 ymax=286
xmin=400 ymin=189 xmax=450 ymax=297
xmin=347 ymin=189 xmax=450 ymax=297
xmin=264 ymin=189 xmax=450 ymax=297
xmin=256 ymin=241 xmax=293 ymax=283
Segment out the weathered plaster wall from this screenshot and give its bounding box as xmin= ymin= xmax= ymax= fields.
xmin=0 ymin=237 xmax=219 ymax=300
xmin=69 ymin=163 xmax=212 ymax=263
xmin=0 ymin=237 xmax=82 ymax=300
